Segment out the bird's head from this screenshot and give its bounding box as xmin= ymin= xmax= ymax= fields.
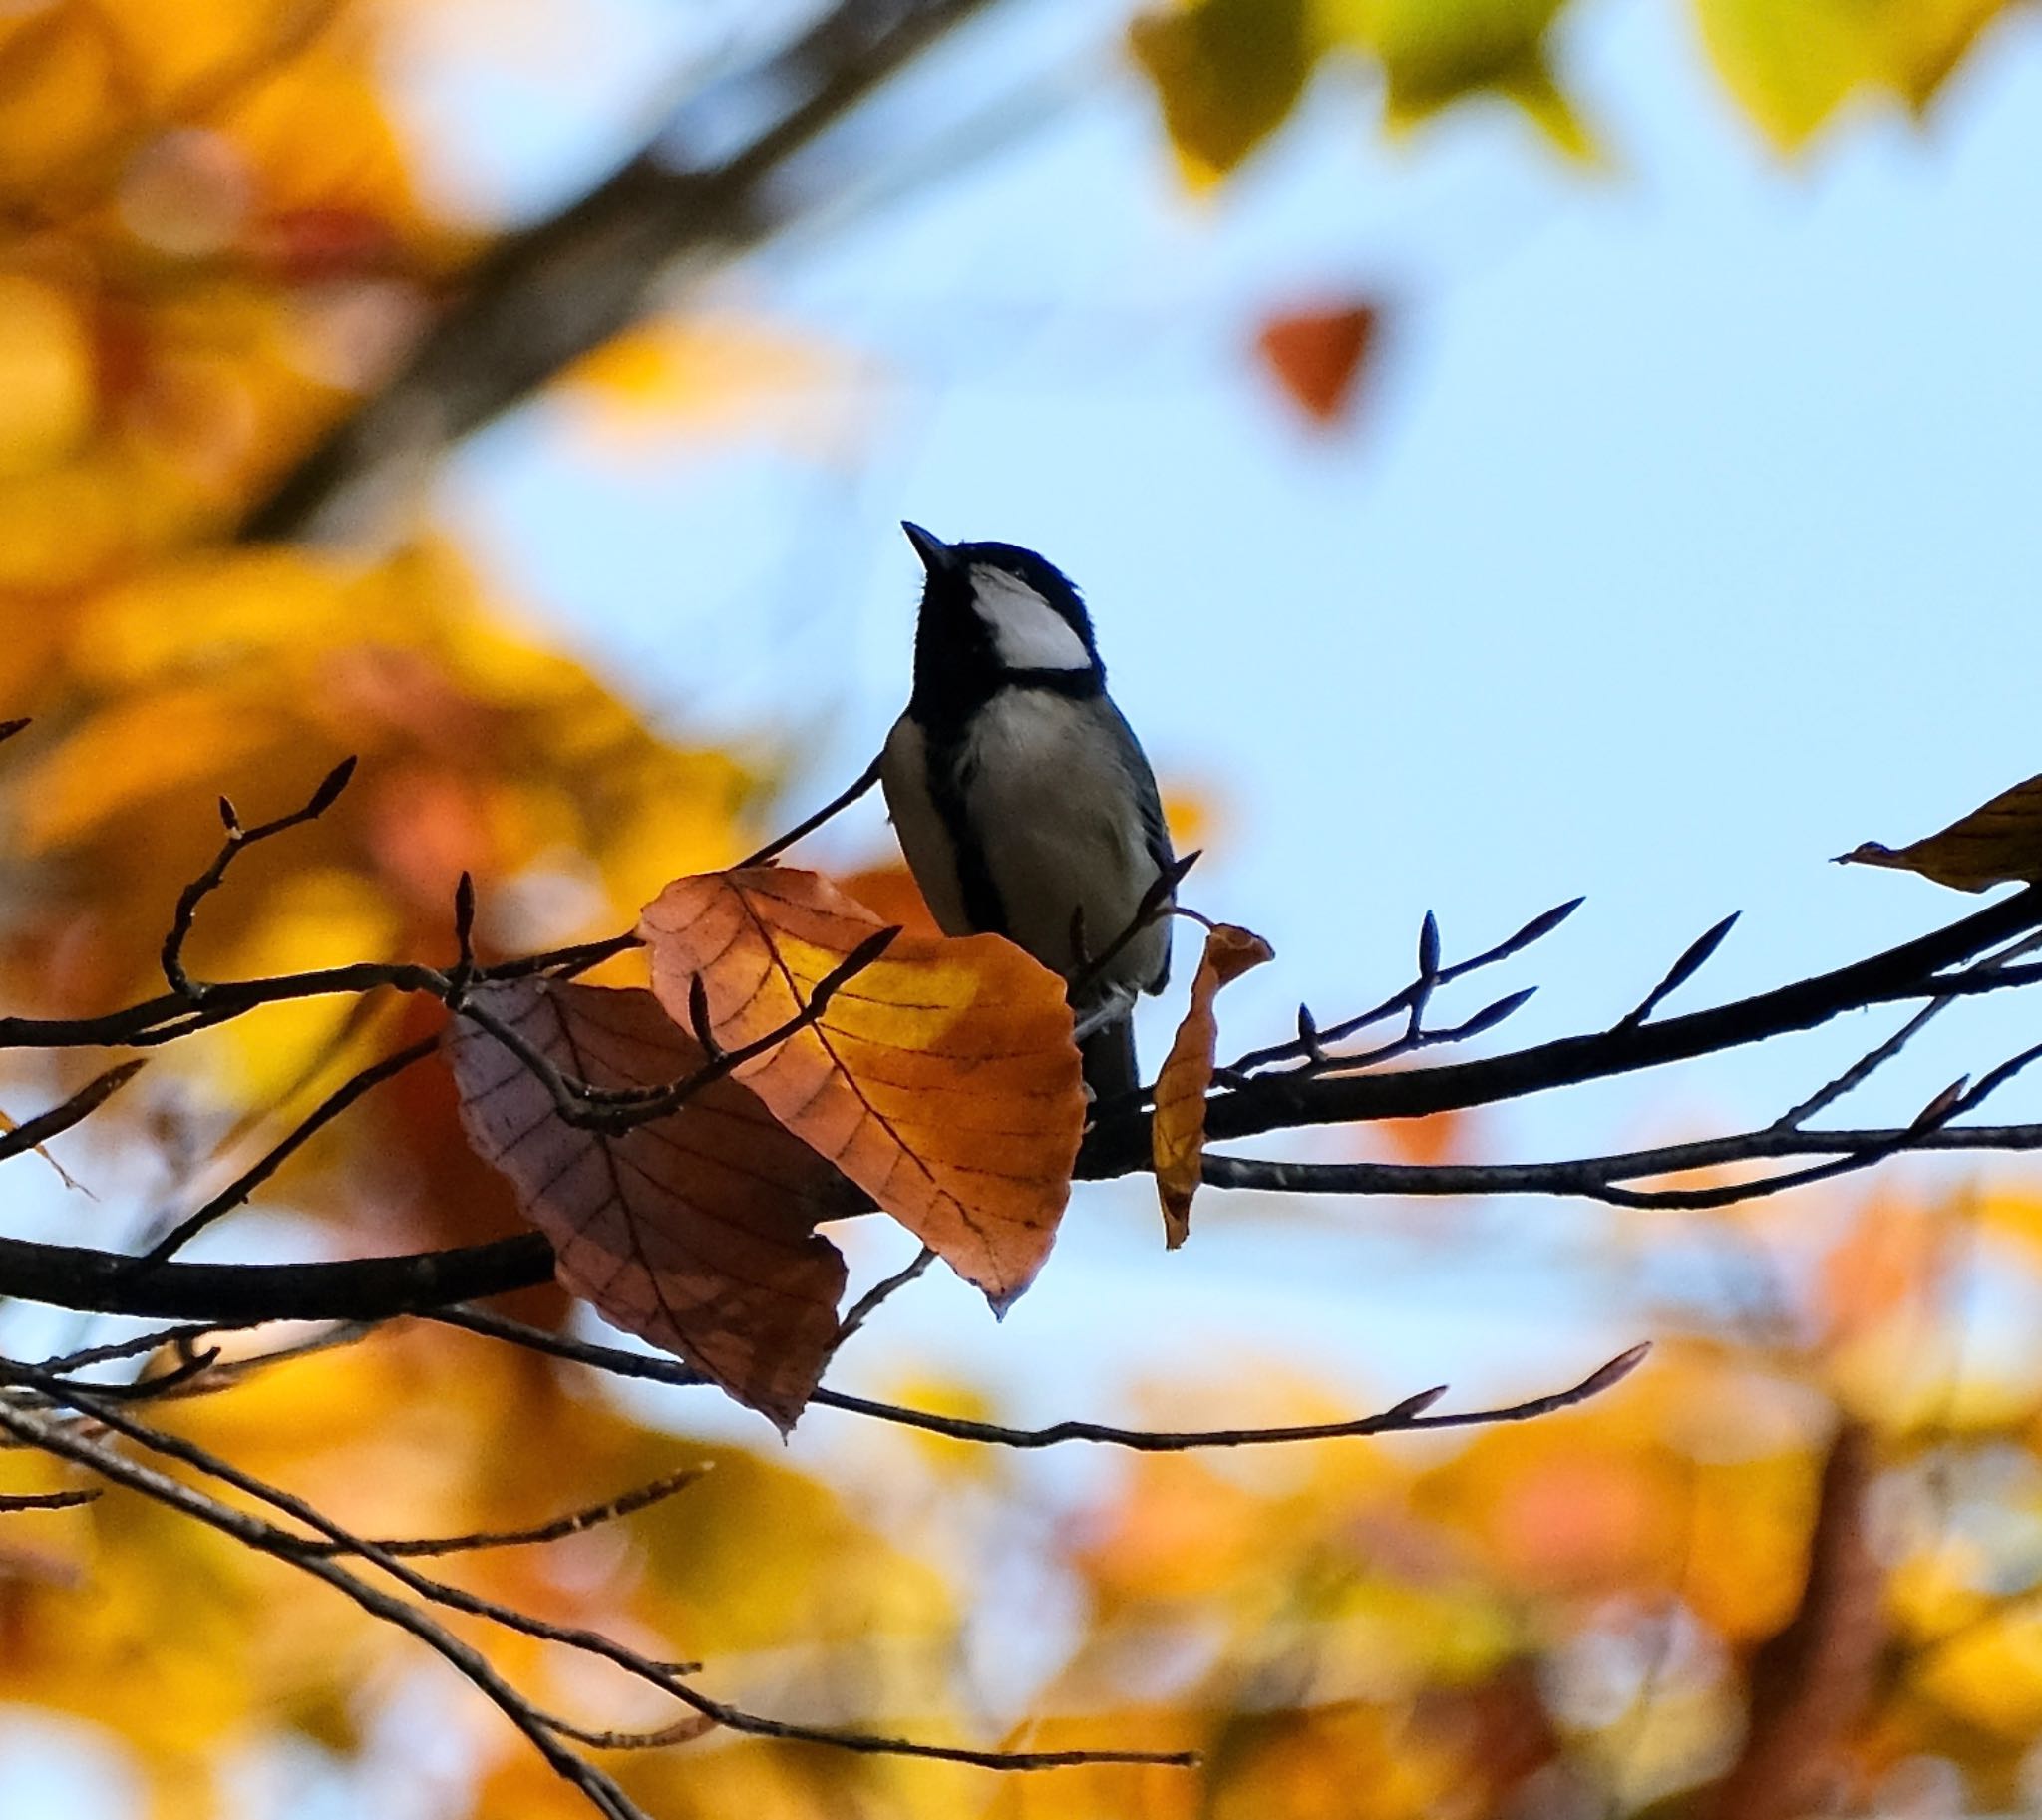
xmin=902 ymin=523 xmax=1102 ymax=689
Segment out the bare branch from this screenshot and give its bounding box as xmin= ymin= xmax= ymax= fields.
xmin=126 ymin=1036 xmax=440 ymax=1271
xmin=0 ymin=1370 xmax=1196 ymax=1774
xmin=829 ymin=1246 xmax=936 ymax=1357
xmin=163 ymin=758 xmax=358 ymax=1000
xmin=237 ymin=0 xmax=1003 ymax=541
xmin=1092 ymin=882 xmax=2042 ymax=1174
xmin=1068 ymin=848 xmax=1202 ymax=1003
xmin=0 ymin=1229 xmax=555 ymax=1322
xmin=293 ymin=1465 xmax=710 ymax=1559
xmin=1614 ymin=911 xmax=1741 ymax=1032
xmin=0 ymin=1060 xmax=146 ymax=1164
xmin=435 ymin=1306 xmax=1649 ymax=1453
xmin=0 ymin=1487 xmax=99 ymax=1512
xmin=0 ymin=1395 xmax=651 ymax=1820
xmin=735 ymin=754 xmax=885 ymax=869
xmin=1223 ymin=894 xmax=1582 ymax=1077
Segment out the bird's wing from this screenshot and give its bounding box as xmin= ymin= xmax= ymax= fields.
xmin=1109 ymin=700 xmax=1175 ymax=995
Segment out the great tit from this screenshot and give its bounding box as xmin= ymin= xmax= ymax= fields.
xmin=880 ymin=523 xmax=1175 ymax=1102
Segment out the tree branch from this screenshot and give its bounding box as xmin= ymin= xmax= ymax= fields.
xmin=237 ymin=0 xmax=1002 ymax=541
xmin=1083 ymin=884 xmax=2042 ymax=1174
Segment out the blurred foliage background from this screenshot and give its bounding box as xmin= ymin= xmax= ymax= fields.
xmin=3 ymin=0 xmax=2042 ymax=1815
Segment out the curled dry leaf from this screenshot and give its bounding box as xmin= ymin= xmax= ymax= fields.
xmin=1836 ymin=773 xmax=2042 ymax=891
xmin=639 ymin=868 xmax=1086 ymax=1312
xmin=1153 ymin=922 xmax=1275 ymax=1249
xmin=448 ymin=979 xmax=858 ymax=1431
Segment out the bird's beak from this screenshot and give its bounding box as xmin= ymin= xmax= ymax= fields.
xmin=901 ymin=521 xmax=956 ymax=575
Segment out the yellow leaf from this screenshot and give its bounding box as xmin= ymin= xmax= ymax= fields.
xmin=14 ymin=682 xmax=288 ymax=853
xmin=207 ymin=867 xmax=403 ymax=1100
xmin=1339 ymin=0 xmax=1596 ymax=157
xmin=1835 ymin=772 xmax=2042 ymax=891
xmin=565 ymin=313 xmax=865 ymax=458
xmin=0 ymin=273 xmax=95 ymax=478
xmin=1696 ymin=0 xmax=2014 ymax=151
xmin=1128 ymin=0 xmax=1316 ymax=182
xmin=640 ymin=867 xmax=1086 ymax=1309
xmin=1151 ymin=921 xmax=1274 ymax=1248
xmin=0 ymin=5 xmax=128 ymax=189
xmin=1918 ymin=1608 xmax=2042 ymax=1736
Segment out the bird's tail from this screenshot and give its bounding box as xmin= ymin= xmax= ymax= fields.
xmin=1080 ymin=1016 xmax=1140 ymax=1105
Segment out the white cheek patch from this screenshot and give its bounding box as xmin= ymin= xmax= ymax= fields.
xmin=970 ymin=566 xmax=1093 ymax=671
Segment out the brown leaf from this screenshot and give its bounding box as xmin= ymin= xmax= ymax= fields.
xmin=1255 ymin=303 xmax=1380 ymax=426
xmin=1836 ymin=772 xmax=2042 ymax=890
xmin=448 ymin=979 xmax=854 ymax=1430
xmin=639 ymin=868 xmax=1086 ymax=1311
xmin=1152 ymin=922 xmax=1275 ymax=1248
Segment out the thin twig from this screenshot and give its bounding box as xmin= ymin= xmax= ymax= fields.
xmin=125 ymin=1037 xmax=439 ymax=1272
xmin=0 ymin=1394 xmax=650 ymax=1820
xmin=1223 ymin=895 xmax=1583 ymax=1077
xmin=292 ymin=1465 xmax=710 ymax=1558
xmin=435 ymin=1307 xmax=1648 ymax=1452
xmin=162 ymin=758 xmax=357 ymax=1000
xmin=0 ymin=1369 xmax=1195 ymax=1772
xmin=0 ymin=1060 xmax=147 ymax=1164
xmin=1613 ymin=912 xmax=1741 ymax=1033
xmin=1775 ymin=927 xmax=2042 ymax=1130
xmin=1067 ymin=850 xmax=1202 ymax=1002
xmin=735 ymin=754 xmax=884 ymax=868
xmin=455 ymin=925 xmax=899 ymax=1132
xmin=0 ymin=1487 xmax=99 ymax=1512
xmin=829 ymin=1246 xmax=936 ymax=1358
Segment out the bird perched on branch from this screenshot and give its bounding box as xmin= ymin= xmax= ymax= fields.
xmin=881 ymin=523 xmax=1176 ymax=1102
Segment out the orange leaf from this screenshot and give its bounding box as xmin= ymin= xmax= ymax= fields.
xmin=448 ymin=979 xmax=856 ymax=1430
xmin=1255 ymin=303 xmax=1380 ymax=427
xmin=639 ymin=868 xmax=1085 ymax=1310
xmin=833 ymin=860 xmax=943 ymax=939
xmin=1836 ymin=773 xmax=2042 ymax=890
xmin=1152 ymin=922 xmax=1274 ymax=1248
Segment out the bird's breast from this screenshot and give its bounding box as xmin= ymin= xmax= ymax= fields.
xmin=956 ymin=691 xmax=1166 ymax=991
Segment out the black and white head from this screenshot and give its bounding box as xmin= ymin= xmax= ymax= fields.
xmin=902 ymin=523 xmax=1104 ymax=726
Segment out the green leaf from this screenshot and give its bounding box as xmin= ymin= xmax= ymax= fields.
xmin=1129 ymin=0 xmax=1317 ymax=182
xmin=1337 ymin=0 xmax=1596 ymax=157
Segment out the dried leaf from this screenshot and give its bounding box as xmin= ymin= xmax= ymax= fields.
xmin=449 ymin=979 xmax=856 ymax=1430
xmin=1836 ymin=773 xmax=2042 ymax=891
xmin=1152 ymin=922 xmax=1275 ymax=1248
xmin=1255 ymin=303 xmax=1380 ymax=426
xmin=639 ymin=868 xmax=1086 ymax=1311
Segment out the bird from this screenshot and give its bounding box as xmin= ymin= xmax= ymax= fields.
xmin=880 ymin=522 xmax=1176 ymax=1102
